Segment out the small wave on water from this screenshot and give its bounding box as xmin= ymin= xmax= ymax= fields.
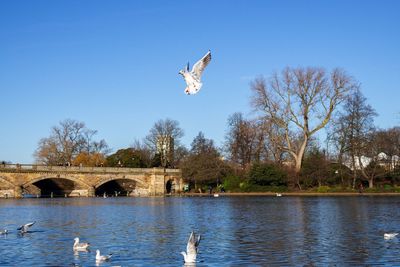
xmin=1 ymin=196 xmax=400 ymax=266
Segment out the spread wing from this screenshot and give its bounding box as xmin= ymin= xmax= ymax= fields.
xmin=187 ymin=231 xmax=201 ymax=255
xmin=25 ymin=222 xmax=35 ymax=228
xmin=191 ymin=50 xmax=211 ymax=80
xmin=18 ymin=221 xmax=35 ymax=231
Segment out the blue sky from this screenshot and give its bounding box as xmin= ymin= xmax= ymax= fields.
xmin=1 ymin=0 xmax=399 ymax=163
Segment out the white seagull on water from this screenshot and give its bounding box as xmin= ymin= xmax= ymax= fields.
xmin=73 ymin=237 xmax=90 ymax=251
xmin=384 ymin=233 xmax=399 ymax=239
xmin=96 ymin=249 xmax=112 ymax=262
xmin=181 ymin=231 xmax=201 ymax=263
xmin=179 ymin=50 xmax=212 ymax=95
xmin=17 ymin=221 xmax=35 ymax=233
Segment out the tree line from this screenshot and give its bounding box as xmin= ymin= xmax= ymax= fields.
xmin=30 ymin=66 xmax=400 ymax=192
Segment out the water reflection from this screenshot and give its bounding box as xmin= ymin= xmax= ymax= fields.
xmin=1 ymin=197 xmax=400 ymax=266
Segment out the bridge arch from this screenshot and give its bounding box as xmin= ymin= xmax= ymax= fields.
xmin=95 ymin=176 xmax=149 ymax=197
xmin=94 ymin=176 xmax=147 ymax=189
xmin=22 ymin=175 xmax=92 ymax=189
xmin=21 ymin=175 xmax=94 ymax=197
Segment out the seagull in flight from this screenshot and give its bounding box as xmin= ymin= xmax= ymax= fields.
xmin=73 ymin=237 xmax=90 ymax=251
xmin=181 ymin=231 xmax=201 ymax=263
xmin=17 ymin=221 xmax=35 ymax=233
xmin=179 ymin=50 xmax=212 ymax=95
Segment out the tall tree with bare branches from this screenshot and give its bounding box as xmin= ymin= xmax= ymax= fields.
xmin=251 ymin=67 xmax=355 ymax=187
xmin=35 ymin=119 xmax=109 ymax=165
xmin=338 ymin=89 xmax=377 ymax=188
xmin=225 ymin=113 xmax=260 ymax=169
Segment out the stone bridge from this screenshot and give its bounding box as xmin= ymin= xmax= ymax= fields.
xmin=0 ymin=164 xmax=183 ymax=198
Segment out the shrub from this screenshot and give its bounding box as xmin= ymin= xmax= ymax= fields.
xmin=316 ymin=186 xmax=330 ymax=193
xmin=223 ymin=175 xmax=243 ymax=191
xmin=383 ymin=184 xmax=393 ymax=191
xmin=249 ymin=163 xmax=287 ymax=186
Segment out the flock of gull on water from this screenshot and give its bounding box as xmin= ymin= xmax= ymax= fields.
xmin=1 ymin=216 xmax=400 ymax=265
xmin=1 ymin=221 xmax=201 ymax=266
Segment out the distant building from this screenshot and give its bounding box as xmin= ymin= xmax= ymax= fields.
xmin=343 ymin=152 xmax=400 ymax=171
xmin=156 ymin=136 xmax=174 ymax=167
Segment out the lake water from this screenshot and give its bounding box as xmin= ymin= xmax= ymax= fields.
xmin=1 ymin=196 xmax=400 ymax=266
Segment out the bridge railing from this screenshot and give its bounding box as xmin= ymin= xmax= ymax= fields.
xmin=0 ymin=163 xmax=181 ymax=174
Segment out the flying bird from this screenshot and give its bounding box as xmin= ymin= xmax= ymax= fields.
xmin=95 ymin=249 xmax=112 ymax=262
xmin=73 ymin=237 xmax=90 ymax=251
xmin=17 ymin=221 xmax=35 ymax=233
xmin=179 ymin=50 xmax=212 ymax=95
xmin=181 ymin=231 xmax=201 ymax=263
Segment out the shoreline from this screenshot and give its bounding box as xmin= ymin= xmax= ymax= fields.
xmin=2 ymin=192 xmax=400 ymax=199
xmin=180 ymin=192 xmax=400 ymax=197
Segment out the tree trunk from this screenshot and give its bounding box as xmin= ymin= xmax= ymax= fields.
xmin=337 ymin=153 xmax=345 ymax=187
xmin=351 ymin=154 xmax=357 ymax=189
xmin=294 ymin=136 xmax=308 ymax=173
xmin=293 ymin=137 xmax=307 ymax=190
xmin=368 ymin=178 xmax=373 ymax=188
xmin=357 ymin=155 xmax=374 ymax=189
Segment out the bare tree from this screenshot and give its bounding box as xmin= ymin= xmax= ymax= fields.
xmin=145 ymin=118 xmax=184 ymax=167
xmin=225 ymin=113 xmax=259 ymax=169
xmin=334 ymin=88 xmax=377 ymax=188
xmin=347 ymin=130 xmax=388 ymax=189
xmin=34 ymin=119 xmax=108 ymax=165
xmin=328 ymin=114 xmax=352 ymax=187
xmin=259 ymin=119 xmax=286 ymax=163
xmin=82 ymin=128 xmax=110 ymax=155
xmin=374 ymin=127 xmax=400 ymax=172
xmin=251 ymin=67 xmax=355 ymax=186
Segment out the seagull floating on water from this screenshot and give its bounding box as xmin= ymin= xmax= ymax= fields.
xmin=179 ymin=50 xmax=212 ymax=95
xmin=181 ymin=231 xmax=201 ymax=263
xmin=276 ymin=193 xmax=282 ymax=197
xmin=96 ymin=249 xmax=112 ymax=262
xmin=384 ymin=233 xmax=399 ymax=239
xmin=73 ymin=237 xmax=90 ymax=251
xmin=17 ymin=221 xmax=35 ymax=233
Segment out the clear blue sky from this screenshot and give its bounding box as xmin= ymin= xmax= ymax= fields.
xmin=1 ymin=0 xmax=399 ymax=163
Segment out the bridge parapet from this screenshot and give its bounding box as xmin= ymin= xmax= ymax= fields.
xmin=0 ymin=163 xmax=181 ymax=175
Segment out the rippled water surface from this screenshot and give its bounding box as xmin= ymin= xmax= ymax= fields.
xmin=1 ymin=196 xmax=400 ymax=266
